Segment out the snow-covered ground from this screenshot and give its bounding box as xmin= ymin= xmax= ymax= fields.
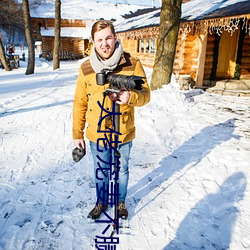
xmin=0 ymin=50 xmax=250 ymax=250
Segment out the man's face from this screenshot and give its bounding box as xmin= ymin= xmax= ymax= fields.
xmin=93 ymin=27 xmax=117 ymax=60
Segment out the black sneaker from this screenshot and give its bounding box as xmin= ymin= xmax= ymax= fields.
xmin=118 ymin=202 xmax=128 ymax=219
xmin=87 ymin=202 xmax=108 ymax=220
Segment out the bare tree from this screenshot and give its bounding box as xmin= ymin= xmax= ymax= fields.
xmin=22 ymin=0 xmax=35 ymax=75
xmin=53 ymin=0 xmax=61 ymax=70
xmin=0 ymin=0 xmax=24 ymax=37
xmin=0 ymin=0 xmax=23 ymax=71
xmin=151 ymin=0 xmax=182 ymax=90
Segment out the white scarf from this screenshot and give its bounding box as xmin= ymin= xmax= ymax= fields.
xmin=90 ymin=41 xmax=123 ymax=73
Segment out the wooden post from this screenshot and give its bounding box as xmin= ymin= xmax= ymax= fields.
xmin=195 ymin=32 xmax=207 ymax=88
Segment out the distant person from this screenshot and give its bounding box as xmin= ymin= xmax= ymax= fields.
xmin=8 ymin=46 xmax=14 ymax=54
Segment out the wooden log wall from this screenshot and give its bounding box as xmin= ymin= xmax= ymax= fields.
xmin=72 ymin=38 xmax=87 ymax=56
xmin=61 ymin=38 xmax=74 ymax=52
xmin=120 ymin=38 xmax=156 ymax=68
xmin=183 ymin=35 xmax=198 ymax=79
xmin=41 ymin=37 xmax=53 ymax=58
xmin=134 ymin=53 xmax=155 ymax=68
xmin=173 ymin=34 xmax=199 ymax=80
xmin=120 ymin=31 xmax=200 ymax=78
xmin=173 ymin=34 xmax=185 ymax=75
xmin=41 ymin=37 xmax=86 ymax=58
xmin=120 ymin=39 xmax=137 ymax=54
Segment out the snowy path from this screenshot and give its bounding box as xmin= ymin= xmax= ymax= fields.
xmin=0 ymin=59 xmax=250 ymax=249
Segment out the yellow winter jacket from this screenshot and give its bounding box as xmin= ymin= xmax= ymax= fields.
xmin=72 ymin=52 xmax=150 ymax=144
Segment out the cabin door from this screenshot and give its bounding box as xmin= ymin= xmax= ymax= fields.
xmin=216 ymin=30 xmax=239 ymax=79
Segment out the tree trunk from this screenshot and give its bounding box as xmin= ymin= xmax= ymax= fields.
xmin=0 ymin=37 xmax=11 ymax=71
xmin=53 ymin=0 xmax=61 ymax=70
xmin=22 ymin=0 xmax=35 ymax=75
xmin=151 ymin=0 xmax=182 ymax=90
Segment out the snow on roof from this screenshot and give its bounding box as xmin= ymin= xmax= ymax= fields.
xmin=114 ymin=8 xmax=160 ymax=32
xmin=40 ymin=27 xmax=91 ymax=39
xmin=114 ymin=0 xmax=250 ymax=32
xmin=182 ymin=0 xmax=250 ymax=21
xmin=30 ymin=0 xmax=151 ymax=20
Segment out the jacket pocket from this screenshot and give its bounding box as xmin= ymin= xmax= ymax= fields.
xmin=121 ymin=108 xmax=134 ymax=133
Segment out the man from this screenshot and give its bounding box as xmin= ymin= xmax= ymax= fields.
xmin=72 ymin=20 xmax=150 ymax=220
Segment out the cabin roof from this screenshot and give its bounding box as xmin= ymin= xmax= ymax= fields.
xmin=115 ymin=8 xmax=160 ymax=33
xmin=182 ymin=0 xmax=250 ymax=21
xmin=30 ymin=0 xmax=151 ymax=20
xmin=115 ymin=0 xmax=250 ymax=32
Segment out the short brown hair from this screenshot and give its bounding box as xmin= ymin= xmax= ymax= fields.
xmin=91 ymin=20 xmax=116 ymax=40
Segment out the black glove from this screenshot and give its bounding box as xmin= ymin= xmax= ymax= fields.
xmin=72 ymin=146 xmax=86 ymax=162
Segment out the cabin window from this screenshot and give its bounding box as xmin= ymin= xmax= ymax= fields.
xmin=137 ymin=38 xmax=156 ymax=54
xmin=150 ymin=38 xmax=155 ymax=53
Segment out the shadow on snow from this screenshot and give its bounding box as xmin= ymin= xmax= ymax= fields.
xmin=129 ymin=118 xmax=239 ymax=213
xmin=0 ymin=100 xmax=73 ymax=117
xmin=164 ymin=172 xmax=246 ymax=249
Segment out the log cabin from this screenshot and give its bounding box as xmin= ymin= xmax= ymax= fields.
xmin=115 ymin=0 xmax=250 ymax=94
xmin=31 ymin=18 xmax=92 ymax=60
